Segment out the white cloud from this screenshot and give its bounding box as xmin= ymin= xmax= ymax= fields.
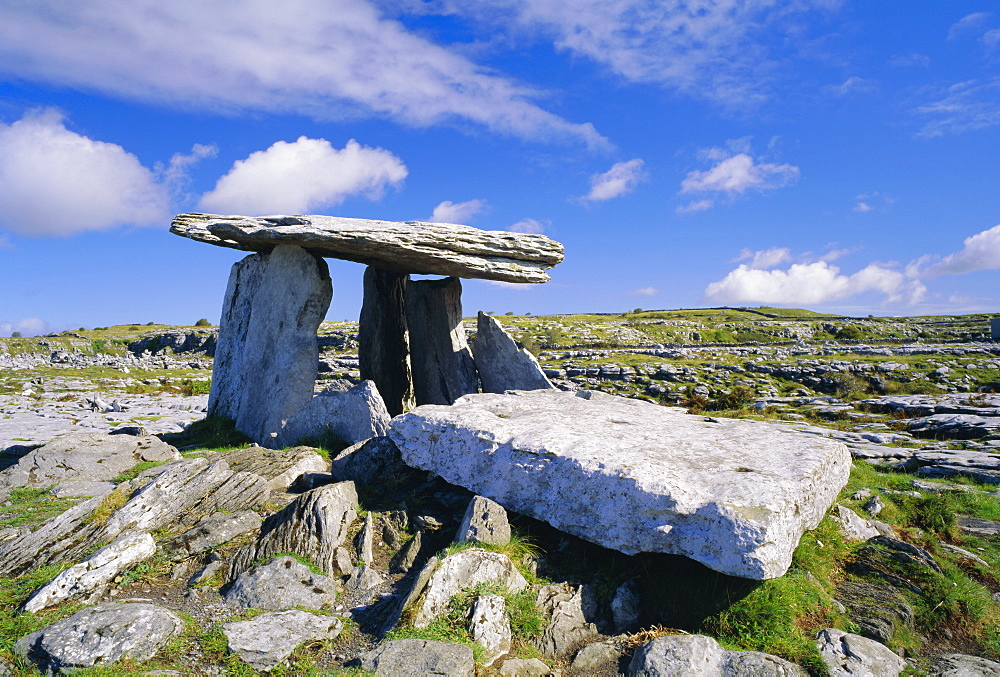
xmin=676 ymin=199 xmax=714 ymax=214
xmin=430 ymin=199 xmax=488 ymax=224
xmin=161 ymin=143 xmax=218 ymax=192
xmin=0 ymin=109 xmax=168 ymax=236
xmin=917 ymin=224 xmax=1000 ymax=277
xmin=412 ymin=0 xmax=837 ymax=109
xmin=0 ymin=317 xmax=49 ymax=337
xmin=704 ymin=261 xmax=926 ymax=306
xmin=853 ymin=191 xmax=894 ymax=213
xmin=581 ymin=159 xmax=645 ymax=202
xmin=735 ymin=247 xmax=791 ymax=269
xmin=199 ymin=137 xmax=407 ymax=215
xmin=889 ymin=53 xmax=930 ymax=68
xmin=508 ymin=218 xmax=546 ymax=234
xmin=948 ymin=12 xmax=992 ymax=40
xmin=914 ymin=77 xmax=1000 ymax=137
xmin=0 ymin=1 xmax=605 ymax=147
xmin=630 ymin=286 xmax=659 ymax=297
xmin=680 ymin=153 xmax=799 ymax=196
xmin=828 ymin=77 xmax=878 ymax=97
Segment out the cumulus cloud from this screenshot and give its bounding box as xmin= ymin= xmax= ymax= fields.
xmin=581 ymin=159 xmax=644 ymax=202
xmin=735 ymin=247 xmax=792 ymax=269
xmin=0 ymin=109 xmax=168 ymax=237
xmin=199 ymin=137 xmax=407 ymax=215
xmin=0 ymin=317 xmax=49 ymax=337
xmin=704 ymin=261 xmax=926 ymax=306
xmin=679 ymin=151 xmax=799 ymax=205
xmin=508 ymin=218 xmax=546 ymax=234
xmin=0 ymin=0 xmax=604 ymax=147
xmin=915 ymin=224 xmax=1000 ymax=278
xmin=429 ymin=199 xmax=487 ymax=224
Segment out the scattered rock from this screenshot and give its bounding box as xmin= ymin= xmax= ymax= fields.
xmin=223 ymin=609 xmax=343 ymax=672
xmin=834 ymin=581 xmax=914 ymax=646
xmin=414 ymin=548 xmax=527 ymax=628
xmin=218 ymin=445 xmax=329 ymax=492
xmin=816 ymin=628 xmax=906 ymax=676
xmin=165 ymin=510 xmax=262 ymax=557
xmin=330 ymin=436 xmax=409 ymax=486
xmin=832 ymin=504 xmax=881 ymax=541
xmin=931 ymin=653 xmax=1000 ymax=676
xmin=469 ymin=593 xmax=512 ymax=666
xmin=357 ymin=638 xmax=475 ymax=677
xmin=498 ymin=657 xmax=551 ymax=676
xmin=534 ymin=584 xmax=598 ymax=659
xmin=278 ymin=380 xmax=391 ymax=448
xmin=628 ymin=634 xmax=806 ymax=676
xmin=611 ymin=579 xmax=642 ymax=633
xmin=455 ymin=495 xmax=511 ymax=546
xmin=571 ymin=640 xmax=621 ymax=672
xmin=223 ymin=556 xmax=338 ymax=610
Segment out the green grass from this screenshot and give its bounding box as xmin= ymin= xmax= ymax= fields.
xmin=0 ymin=487 xmax=78 ymax=530
xmin=112 ymin=461 xmax=167 ymax=484
xmin=162 ymin=416 xmax=250 ymax=450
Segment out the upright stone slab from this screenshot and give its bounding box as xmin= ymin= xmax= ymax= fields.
xmin=473 ymin=312 xmax=554 ymax=393
xmin=231 ymin=245 xmax=333 ymax=446
xmin=208 ymin=252 xmax=266 ymax=421
xmin=405 ymin=277 xmax=478 ymax=405
xmin=359 ymin=266 xmax=413 ymax=416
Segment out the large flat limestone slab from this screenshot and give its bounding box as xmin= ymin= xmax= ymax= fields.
xmin=389 ymin=390 xmax=851 ymax=579
xmin=171 ymin=213 xmax=563 ymax=283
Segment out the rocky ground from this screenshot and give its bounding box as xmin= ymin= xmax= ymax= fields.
xmin=0 ymin=311 xmax=999 ymax=675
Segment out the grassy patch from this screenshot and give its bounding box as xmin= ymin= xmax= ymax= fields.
xmin=112 ymin=461 xmax=167 ymax=484
xmin=0 ymin=487 xmax=78 ymax=530
xmin=163 ymin=416 xmax=250 ymax=451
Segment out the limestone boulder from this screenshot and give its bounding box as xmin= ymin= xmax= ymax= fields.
xmin=473 ymin=312 xmax=554 ymax=393
xmin=331 ymin=437 xmax=409 ymax=487
xmin=278 ymin=380 xmax=390 ymax=448
xmin=171 ymin=213 xmax=564 ymax=283
xmin=14 ymin=603 xmax=184 ymax=674
xmin=816 ymin=628 xmax=906 ymax=676
xmin=358 ymin=639 xmax=474 ymax=677
xmin=629 ymin=634 xmax=806 ymax=676
xmin=223 ymin=610 xmax=343 ymax=672
xmin=390 ymin=390 xmax=851 ymax=579
xmin=469 ymin=594 xmax=512 ymax=666
xmin=223 ymin=556 xmax=338 ymax=610
xmin=414 ymin=548 xmax=527 ymax=627
xmin=165 ymin=510 xmax=262 ymax=557
xmin=217 ymin=445 xmax=329 ymax=492
xmin=931 ymin=654 xmax=1000 ymax=676
xmin=456 ymin=495 xmax=511 ymax=546
xmin=534 ymin=584 xmax=598 ymax=658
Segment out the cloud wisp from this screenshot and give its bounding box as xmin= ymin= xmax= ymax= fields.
xmin=913 ymin=77 xmax=1000 ymax=138
xmin=0 ymin=0 xmax=605 ymax=147
xmin=429 ymin=199 xmax=488 ymax=224
xmin=581 ymin=159 xmax=645 ymax=202
xmin=677 ymin=143 xmax=799 ymax=212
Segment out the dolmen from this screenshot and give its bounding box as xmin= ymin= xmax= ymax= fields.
xmin=171 ymin=213 xmax=563 ymax=446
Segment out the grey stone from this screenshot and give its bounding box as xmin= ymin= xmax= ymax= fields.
xmin=223 ymin=610 xmax=343 ymax=672
xmin=534 ymin=584 xmax=598 ymax=658
xmin=165 ymin=510 xmax=262 ymax=557
xmin=359 ymin=266 xmax=414 ymax=417
xmin=939 ymin=542 xmax=991 ymax=568
xmin=50 ymin=481 xmax=116 ymax=498
xmin=357 ymin=512 xmax=376 ymax=565
xmin=473 ymin=312 xmax=554 ymax=393
xmin=21 ymin=532 xmax=156 ymax=613
xmin=221 ymin=445 xmax=329 ymax=492
xmin=908 ymin=414 xmax=1000 ymax=439
xmin=958 ymin=516 xmax=1000 ymax=537
xmin=223 ymin=556 xmax=338 ymax=610
xmin=14 ymin=603 xmax=183 ymax=674
xmin=864 ymin=495 xmax=885 ymax=517
xmin=230 ymin=245 xmax=333 ymax=446
xmin=345 ymin=563 xmax=385 ymax=592
xmin=456 ymin=495 xmax=511 ymax=546
xmin=572 ymin=640 xmax=620 ymax=671
xmin=390 ymin=531 xmax=422 ymax=574
xmin=406 ymin=277 xmax=479 ymax=406
xmin=816 ymin=628 xmax=905 ymax=676
xmin=931 ymin=653 xmax=1000 ymax=676
xmin=469 ymin=594 xmax=511 ymax=666
xmin=831 ymin=505 xmax=881 ymax=541
xmin=628 ymin=634 xmax=806 ymax=676
xmin=229 ymin=481 xmax=358 ymax=580
xmin=171 ymin=213 xmax=564 ymax=284
xmin=331 ymin=437 xmax=408 ymax=486
xmin=390 ymin=390 xmax=851 ymax=579
xmin=834 ymin=581 xmax=914 ymax=646
xmin=498 ymin=657 xmax=551 ymax=676
xmin=611 ymin=579 xmax=641 ymax=633
xmin=358 ymin=638 xmax=474 ymax=676
xmin=278 ymin=380 xmax=391 ymax=448
xmin=189 ymin=559 xmax=224 ymax=586
xmin=184 ymin=471 xmax=269 ymax=523
xmin=414 ymin=548 xmax=527 ymax=628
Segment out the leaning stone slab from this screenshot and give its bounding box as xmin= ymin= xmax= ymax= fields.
xmin=217 ymin=445 xmax=329 ymax=492
xmin=816 ymin=628 xmax=905 ymax=676
xmin=223 ymin=556 xmax=339 ymax=610
xmin=171 ymin=213 xmax=564 ymax=284
xmin=358 ymin=639 xmax=474 ymax=677
xmin=629 ymin=634 xmax=806 ymax=676
xmin=534 ymin=584 xmax=598 ymax=659
xmin=390 ymin=390 xmax=851 ymax=579
xmin=278 ymin=380 xmax=391 ymax=448
xmin=228 ymin=481 xmax=359 ymax=580
xmin=21 ymin=532 xmax=155 ymax=613
xmin=414 ymin=548 xmax=527 ymax=628
xmin=15 ymin=603 xmax=183 ymax=674
xmin=456 ymin=495 xmax=512 ymax=546
xmin=473 ymin=312 xmax=553 ymax=393
xmin=331 ymin=437 xmax=408 ymax=486
xmin=223 ymin=609 xmax=343 ymax=672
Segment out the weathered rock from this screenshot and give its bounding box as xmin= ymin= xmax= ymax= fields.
xmin=184 ymin=471 xmax=270 ymax=524
xmin=571 ymin=640 xmax=621 ymax=672
xmin=931 ymin=653 xmax=1000 ymax=676
xmin=390 ymin=530 xmax=422 ymax=574
xmin=958 ymin=515 xmax=1000 ymax=537
xmin=14 ymin=603 xmax=183 ymax=674
xmin=357 ymin=512 xmax=376 ymax=565
xmin=222 ymin=610 xmax=343 ymax=672
xmin=816 ymin=628 xmax=906 ymax=676
xmin=534 ymin=584 xmax=598 ymax=658
xmin=0 ymin=432 xmax=179 ymax=498
xmin=628 ymin=634 xmax=806 ymax=676
xmin=358 ymin=638 xmax=475 ymax=677
xmin=832 ymin=504 xmax=881 ymax=541
xmin=473 ymin=312 xmax=554 ymax=393
xmin=228 ymin=245 xmax=333 ymax=446
xmin=498 ymin=657 xmax=551 ymax=676
xmin=390 ymin=390 xmax=851 ymax=579
xmin=50 ymin=481 xmax=116 ymax=498
xmin=229 ymin=481 xmax=358 ymax=580
xmin=406 ymin=277 xmax=479 ymax=405
xmin=216 ymin=445 xmax=329 ymax=492
xmin=278 ymin=380 xmax=390 ymax=448
xmin=469 ymin=594 xmax=511 ymax=666
xmin=908 ymin=414 xmax=1000 ymax=439
xmin=345 ymin=563 xmax=385 ymax=592
xmin=414 ymin=548 xmax=527 ymax=627
xmin=939 ymin=542 xmax=991 ymax=568
xmin=834 ymin=581 xmax=914 ymax=646
xmin=171 ymin=213 xmax=564 ymax=284
xmin=331 ymin=437 xmax=409 ymax=486
xmin=611 ymin=579 xmax=641 ymax=633
xmin=21 ymin=533 xmax=156 ymax=613
xmin=223 ymin=556 xmax=338 ymax=610
xmin=359 ymin=266 xmax=414 ymax=417
xmin=165 ymin=510 xmax=262 ymax=557
xmin=456 ymin=495 xmax=511 ymax=546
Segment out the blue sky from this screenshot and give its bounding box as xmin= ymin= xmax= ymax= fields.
xmin=2 ymin=1 xmax=1000 ymax=335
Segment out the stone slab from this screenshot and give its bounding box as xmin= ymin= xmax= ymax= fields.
xmin=171 ymin=213 xmax=564 ymax=283
xmin=389 ymin=390 xmax=851 ymax=579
